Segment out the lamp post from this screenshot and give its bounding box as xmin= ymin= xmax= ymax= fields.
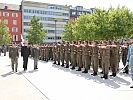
xmin=54 ymin=19 xmax=57 ymax=43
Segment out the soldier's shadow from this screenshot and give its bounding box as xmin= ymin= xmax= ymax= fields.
xmin=52 ymin=64 xmax=130 ymax=89
xmin=1 ymin=71 xmax=14 ymax=77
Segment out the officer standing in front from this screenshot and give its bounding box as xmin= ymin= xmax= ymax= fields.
xmin=21 ymin=42 xmax=31 ymax=71
xmin=9 ymin=43 xmax=19 ymax=72
xmin=127 ymin=37 xmax=133 ymax=88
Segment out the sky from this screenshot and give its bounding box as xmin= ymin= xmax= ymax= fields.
xmin=0 ymin=0 xmax=133 ymax=10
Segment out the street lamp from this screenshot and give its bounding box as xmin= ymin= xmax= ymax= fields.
xmin=54 ymin=19 xmax=57 ymax=43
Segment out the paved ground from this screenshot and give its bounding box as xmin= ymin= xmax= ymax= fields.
xmin=0 ymin=53 xmax=48 ymax=100
xmin=0 ymin=52 xmax=133 ymax=100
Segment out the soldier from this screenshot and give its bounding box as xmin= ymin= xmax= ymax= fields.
xmin=0 ymin=45 xmax=2 ymax=56
xmin=43 ymin=44 xmax=46 ymax=61
xmin=91 ymin=41 xmax=99 ymax=76
xmin=98 ymin=42 xmax=102 ymax=68
xmin=52 ymin=43 xmax=57 ymax=64
xmin=30 ymin=44 xmax=34 ymax=58
xmin=49 ymin=44 xmax=53 ymax=60
xmin=82 ymin=41 xmax=90 ymax=73
xmin=21 ymin=41 xmax=31 ymax=71
xmin=2 ymin=45 xmax=6 ymax=56
xmin=56 ymin=42 xmax=61 ymax=65
xmin=110 ymin=41 xmax=119 ymax=77
xmin=127 ymin=36 xmax=133 ymax=88
xmin=64 ymin=42 xmax=71 ymax=68
xmin=121 ymin=42 xmax=129 ymax=74
xmin=9 ymin=43 xmax=19 ymax=72
xmin=70 ymin=41 xmax=77 ymax=70
xmin=100 ymin=41 xmax=110 ymax=79
xmin=88 ymin=41 xmax=92 ymax=69
xmin=45 ymin=44 xmax=49 ymax=62
xmin=32 ymin=44 xmax=40 ymax=70
xmin=60 ymin=42 xmax=65 ymax=67
xmin=76 ymin=41 xmax=83 ymax=71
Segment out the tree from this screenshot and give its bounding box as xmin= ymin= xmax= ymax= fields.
xmin=62 ymin=7 xmax=133 ymax=41
xmin=0 ymin=19 xmax=11 ymax=45
xmin=26 ymin=16 xmax=47 ymax=44
xmin=62 ymin=20 xmax=75 ymax=41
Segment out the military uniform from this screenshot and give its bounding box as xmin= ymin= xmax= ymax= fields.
xmin=56 ymin=43 xmax=60 ymax=65
xmin=60 ymin=43 xmax=65 ymax=66
xmin=91 ymin=45 xmax=99 ymax=76
xmin=2 ymin=45 xmax=6 ymax=56
xmin=52 ymin=44 xmax=57 ymax=64
xmin=64 ymin=43 xmax=71 ymax=68
xmin=76 ymin=44 xmax=83 ymax=71
xmin=121 ymin=45 xmax=129 ymax=74
xmin=70 ymin=43 xmax=77 ymax=69
xmin=45 ymin=44 xmax=49 ymax=62
xmin=32 ymin=46 xmax=40 ymax=69
xmin=82 ymin=44 xmax=90 ymax=73
xmin=110 ymin=45 xmax=119 ymax=77
xmin=0 ymin=46 xmax=2 ymax=56
xmin=49 ymin=45 xmax=53 ymax=60
xmin=100 ymin=46 xmax=110 ymax=79
xmin=9 ymin=45 xmax=19 ymax=72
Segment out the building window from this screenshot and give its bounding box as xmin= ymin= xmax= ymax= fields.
xmin=24 ymin=22 xmax=29 ymax=26
xmin=4 ymin=19 xmax=8 ymax=24
xmin=47 ymin=37 xmax=55 ymax=40
xmin=56 ymin=36 xmax=61 ymax=40
xmin=48 ymin=5 xmax=55 ymax=9
xmin=3 ymin=12 xmax=9 ymax=17
xmin=12 ymin=13 xmax=18 ymax=17
xmin=48 ymin=30 xmax=54 ymax=33
xmin=12 ymin=27 xmax=18 ymax=32
xmin=72 ymin=12 xmax=76 ymax=15
xmin=63 ymin=13 xmax=69 ymax=16
xmin=24 ymin=29 xmax=26 ymax=32
xmin=13 ymin=35 xmax=18 ymax=41
xmin=13 ymin=20 xmax=17 ymax=25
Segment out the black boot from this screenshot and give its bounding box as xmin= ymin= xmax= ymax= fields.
xmin=61 ymin=64 xmax=64 ymax=67
xmin=100 ymin=71 xmax=103 ymax=74
xmin=104 ymin=74 xmax=108 ymax=79
xmin=130 ymin=85 xmax=133 ymax=88
xmin=65 ymin=65 xmax=69 ymax=68
xmin=57 ymin=62 xmax=60 ymax=65
xmin=53 ymin=62 xmax=56 ymax=64
xmin=70 ymin=67 xmax=75 ymax=70
xmin=101 ymin=75 xmax=105 ymax=78
xmin=110 ymin=73 xmax=116 ymax=77
xmin=91 ymin=72 xmax=97 ymax=76
xmin=82 ymin=69 xmax=88 ymax=73
xmin=123 ymin=70 xmax=129 ymax=74
xmin=76 ymin=67 xmax=81 ymax=71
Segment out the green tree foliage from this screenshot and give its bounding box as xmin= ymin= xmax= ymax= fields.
xmin=62 ymin=20 xmax=75 ymax=41
xmin=26 ymin=16 xmax=47 ymax=44
xmin=0 ymin=19 xmax=11 ymax=45
xmin=62 ymin=6 xmax=133 ymax=41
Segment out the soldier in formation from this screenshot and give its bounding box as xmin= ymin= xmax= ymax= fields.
xmin=30 ymin=40 xmax=129 ymax=80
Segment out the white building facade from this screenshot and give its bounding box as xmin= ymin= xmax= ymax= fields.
xmin=21 ymin=1 xmax=70 ymax=43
